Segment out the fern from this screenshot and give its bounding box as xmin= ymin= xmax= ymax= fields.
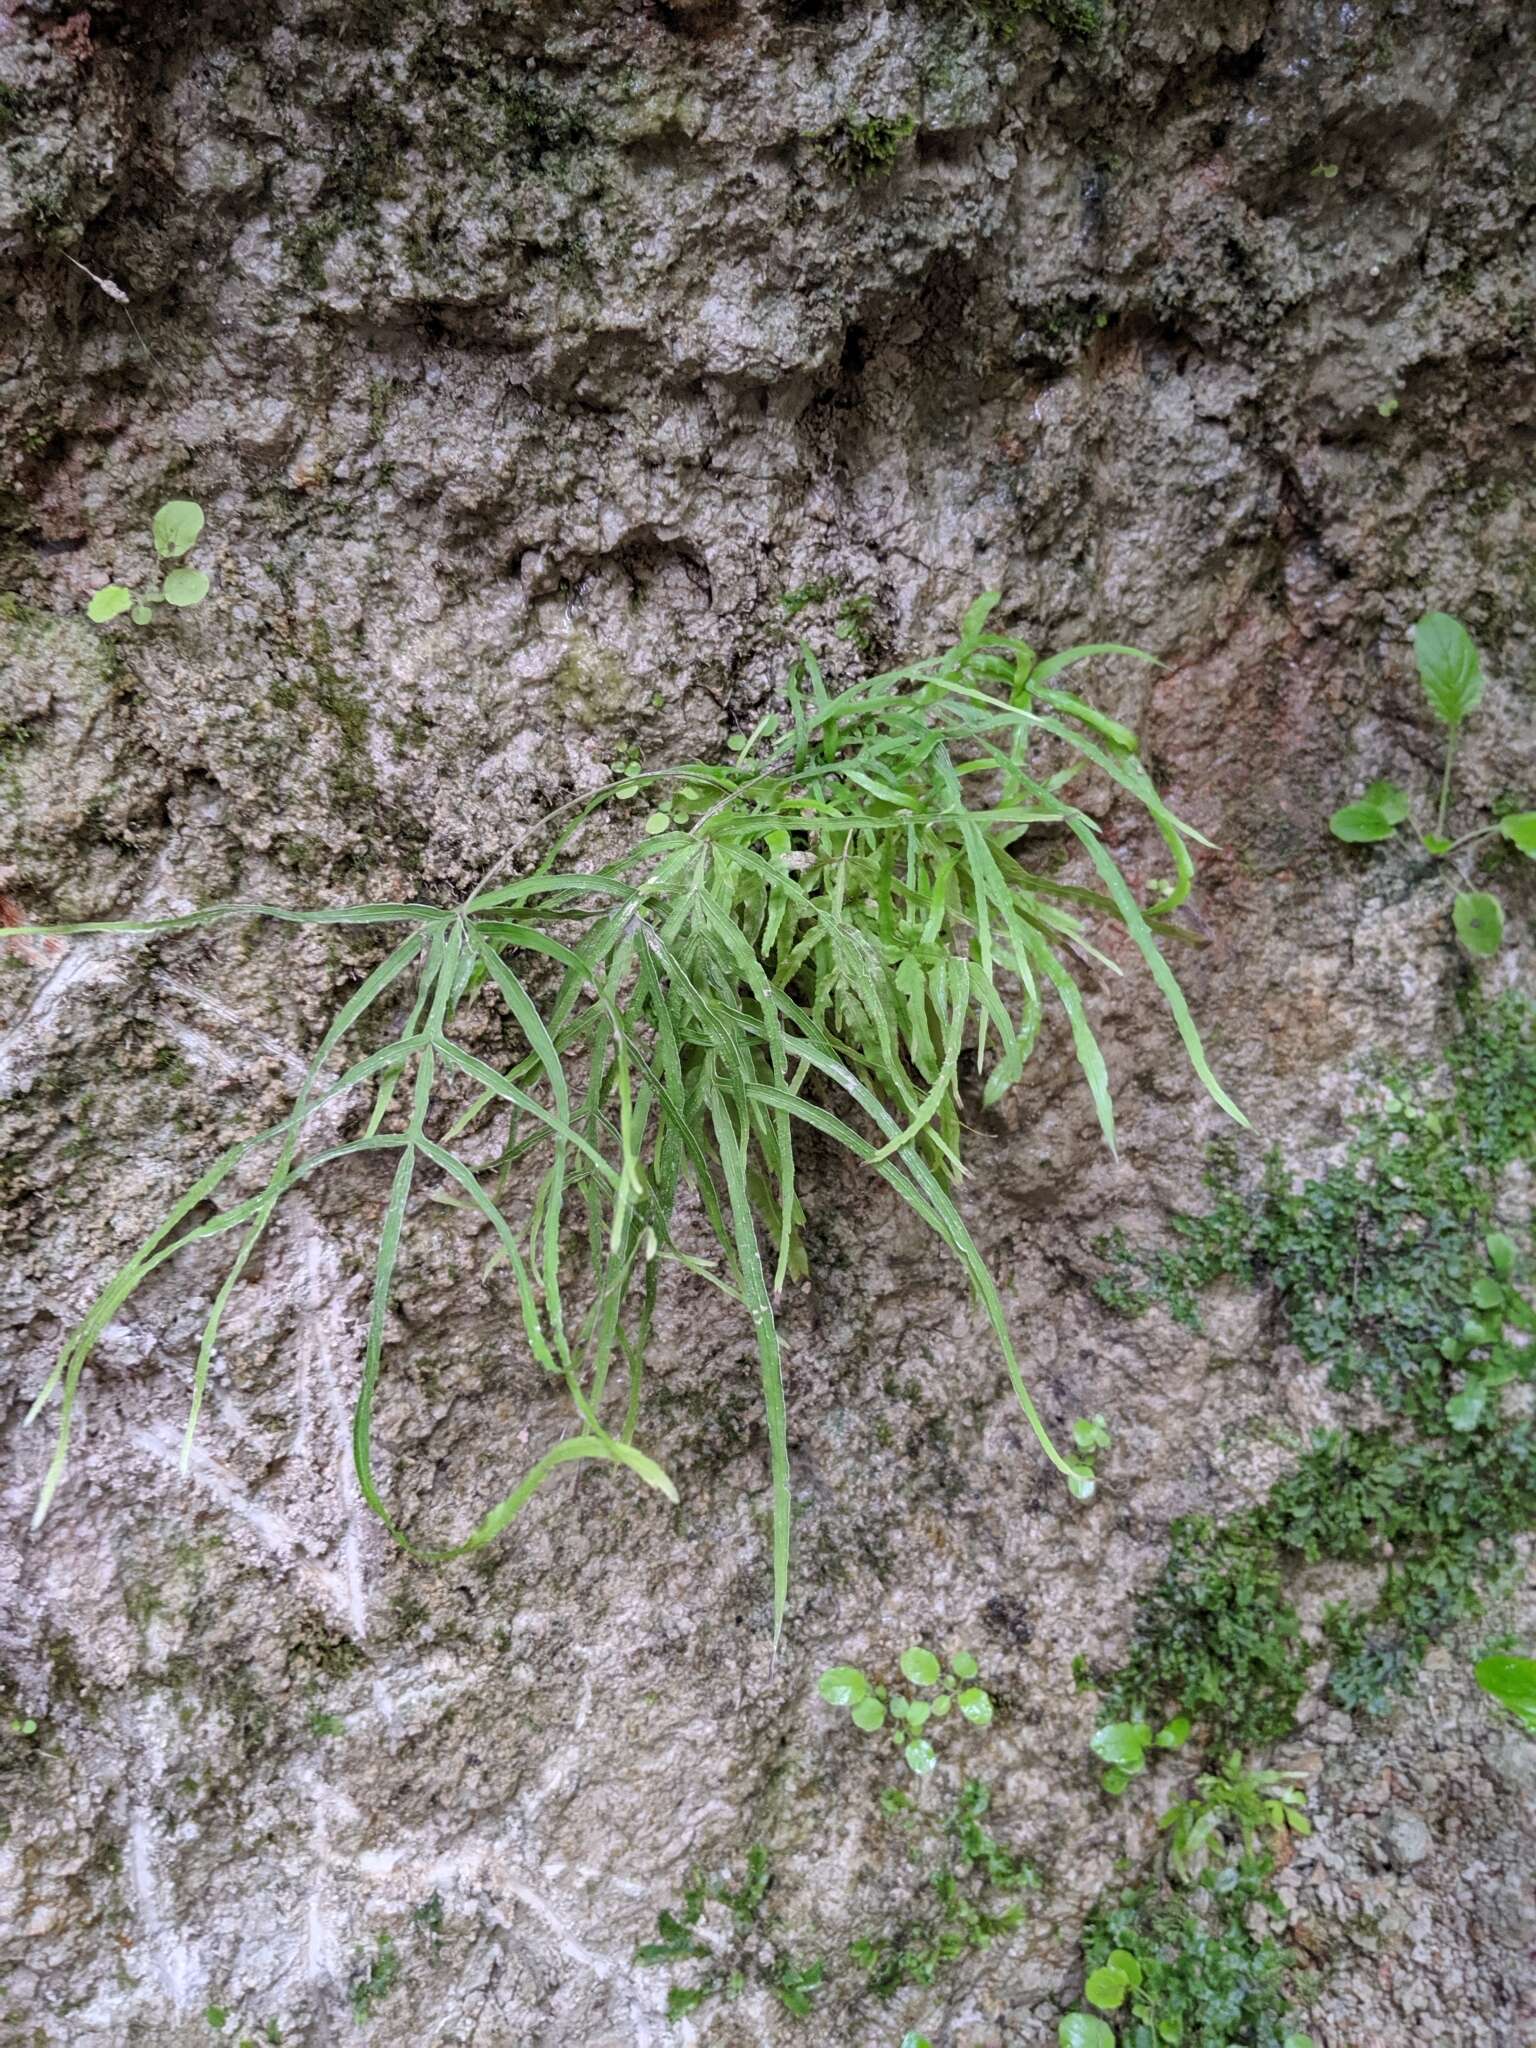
xmin=20 ymin=596 xmax=1241 ymax=1641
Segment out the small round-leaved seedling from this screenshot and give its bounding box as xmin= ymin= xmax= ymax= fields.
xmin=819 ymin=1645 xmax=995 ymax=1774
xmin=87 ymin=499 xmax=212 ymax=628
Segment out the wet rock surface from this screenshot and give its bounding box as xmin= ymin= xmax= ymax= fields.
xmin=1 ymin=1 xmax=1533 ymax=2042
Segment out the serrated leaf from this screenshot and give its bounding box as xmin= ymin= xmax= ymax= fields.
xmin=1498 ymin=811 xmax=1536 ymax=857
xmin=1414 ymin=611 xmax=1482 ymax=726
xmin=87 ymin=584 xmax=134 ymax=622
xmin=818 ymin=1665 xmax=868 ymax=1708
xmin=1453 ymin=890 xmax=1504 ymax=957
xmin=900 ymin=1646 xmax=941 ymax=1687
xmin=1330 ymin=801 xmax=1395 ymax=844
xmin=153 ymin=499 xmax=205 ymax=559
xmin=162 ymin=567 xmax=210 ymax=607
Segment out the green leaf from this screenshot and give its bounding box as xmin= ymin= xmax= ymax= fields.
xmin=901 ymin=2035 xmax=935 ymax=2048
xmin=906 ymin=1700 xmax=932 ymax=1730
xmin=957 ymin=1686 xmax=993 ymax=1725
xmin=1283 ymin=2036 xmax=1316 ymax=2048
xmin=153 ymin=499 xmax=205 ymax=559
xmin=904 ymin=1737 xmax=937 ymax=1775
xmin=1085 ymin=1964 xmax=1129 ymax=2010
xmin=1059 ymin=2019 xmax=1115 ymax=2048
xmin=1154 ymin=1715 xmax=1191 ymax=1749
xmin=1498 ymin=811 xmax=1536 ymax=857
xmin=131 ymin=602 xmax=155 ymax=624
xmin=1445 ymin=1383 xmax=1486 ymax=1432
xmin=818 ymin=1665 xmax=868 ymax=1707
xmin=1486 ymin=1232 xmax=1516 ymax=1279
xmin=1469 ymin=1275 xmax=1505 ymax=1310
xmin=1072 ymin=1413 xmax=1111 ymax=1452
xmin=1453 ymin=890 xmax=1504 ymax=957
xmin=1066 ymin=1467 xmax=1097 ymax=1501
xmin=1422 ymin=832 xmax=1452 ymax=854
xmin=151 ymin=497 xmax=204 ymax=557
xmin=851 ymin=1695 xmax=887 ymax=1731
xmin=931 ymin=1694 xmax=950 ymax=1716
xmin=1474 ymin=1652 xmax=1536 ymax=1733
xmin=1414 ymin=611 xmax=1482 ymax=726
xmin=1090 ymin=1721 xmax=1151 ymax=1769
xmin=87 ymin=584 xmax=134 ymax=621
xmin=643 ymin=810 xmax=671 ymax=835
xmin=950 ymin=1649 xmax=979 ymax=1680
xmin=900 ymin=1646 xmax=942 ymax=1687
xmin=1106 ymin=1949 xmax=1142 ymax=1989
xmin=1329 ymin=801 xmax=1395 ymax=844
xmin=162 ymin=566 xmax=210 ymax=607
xmin=1362 ymin=779 xmax=1411 ymax=823
xmin=665 ymin=1984 xmax=708 ymax=2018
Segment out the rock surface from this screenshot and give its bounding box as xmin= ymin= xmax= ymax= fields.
xmin=1 ymin=1 xmax=1533 ymax=2043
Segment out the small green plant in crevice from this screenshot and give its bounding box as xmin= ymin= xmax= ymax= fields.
xmin=849 ymin=1778 xmax=1039 ymax=1997
xmin=819 ymin=1645 xmax=993 ymax=1775
xmin=22 ymin=596 xmax=1239 ymax=1640
xmin=971 ymin=0 xmax=1103 ymax=39
xmin=1068 ymin=1412 xmax=1112 ymax=1499
xmin=1329 ymin=610 xmax=1535 ymax=957
xmin=634 ymin=1846 xmax=823 ymax=2022
xmin=827 ymin=111 xmax=918 ymax=181
xmin=348 ymin=1934 xmax=400 ymax=2023
xmin=1158 ymin=1753 xmax=1310 ymax=1882
xmin=87 ymin=500 xmax=211 ymax=625
xmin=1474 ymin=1651 xmax=1536 ymax=1734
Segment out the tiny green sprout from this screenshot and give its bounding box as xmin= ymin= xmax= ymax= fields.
xmin=1330 ymin=611 xmax=1532 ymax=958
xmin=1311 ymin=160 xmax=1340 ymax=178
xmin=902 ymin=2034 xmax=935 ymax=2048
xmin=88 ymin=499 xmax=211 ymax=626
xmin=1090 ymin=1714 xmax=1186 ymax=1795
xmin=1072 ymin=1415 xmax=1111 ymax=1454
xmin=1377 ymin=394 xmax=1400 ymax=416
xmin=10 ymin=1715 xmax=39 ymax=1735
xmin=1474 ymin=1651 xmax=1536 ymax=1734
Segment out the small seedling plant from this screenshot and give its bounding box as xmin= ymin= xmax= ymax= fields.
xmin=1089 ymin=1713 xmax=1189 ymax=1795
xmin=1330 ymin=611 xmax=1535 ymax=957
xmin=20 ymin=596 xmax=1241 ymax=1638
xmin=819 ymin=1646 xmax=993 ymax=1775
xmin=1157 ymin=1752 xmax=1310 ymax=1881
xmin=87 ymin=500 xmax=211 ymax=624
xmin=1474 ymin=1651 xmax=1536 ymax=1734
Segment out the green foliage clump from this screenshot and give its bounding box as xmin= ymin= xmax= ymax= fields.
xmin=974 ymin=0 xmax=1102 ymax=38
xmin=1474 ymin=1651 xmax=1536 ymax=1734
xmin=348 ymin=1935 xmax=399 ymax=2022
xmin=1067 ymin=1856 xmax=1310 ymax=2048
xmin=830 ymin=111 xmax=918 ymax=181
xmin=24 ymin=597 xmax=1238 ymax=1642
xmin=1089 ymin=995 xmax=1536 ymax=1744
xmin=87 ymin=500 xmax=210 ymax=625
xmin=1329 ymin=611 xmax=1535 ymax=958
xmin=849 ymin=1779 xmax=1038 ymax=1996
xmin=635 ymin=1847 xmax=823 ymax=2021
xmin=1158 ymin=1754 xmax=1310 ymax=1882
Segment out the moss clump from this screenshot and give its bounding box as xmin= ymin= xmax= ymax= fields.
xmin=972 ymin=0 xmax=1102 ymax=38
xmin=1090 ymin=994 xmax=1536 ymax=1746
xmin=828 ymin=112 xmax=918 ymax=182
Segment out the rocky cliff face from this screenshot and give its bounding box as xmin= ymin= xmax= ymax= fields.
xmin=1 ymin=2 xmax=1532 ymax=2043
